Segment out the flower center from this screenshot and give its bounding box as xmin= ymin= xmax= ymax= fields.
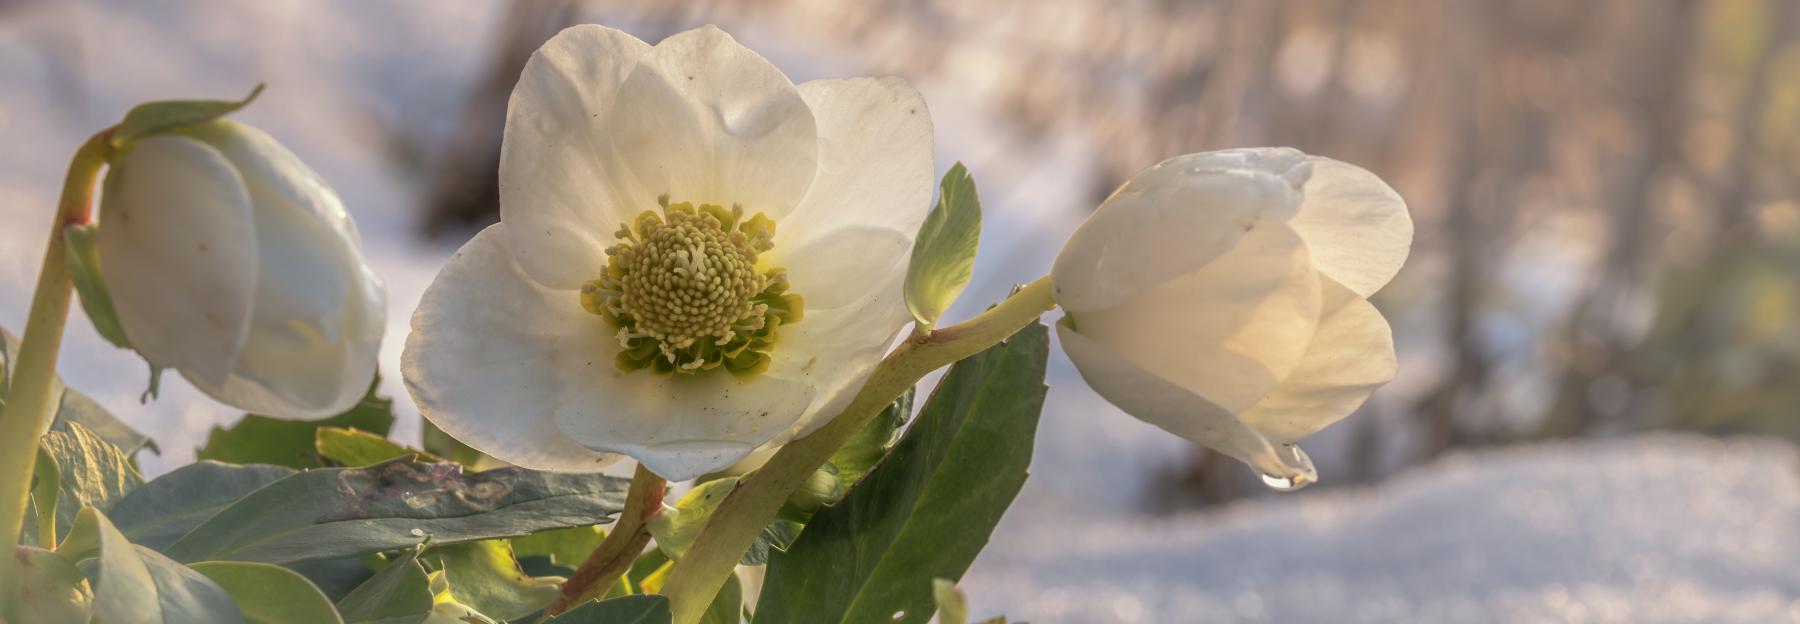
xmin=581 ymin=196 xmax=803 ymax=377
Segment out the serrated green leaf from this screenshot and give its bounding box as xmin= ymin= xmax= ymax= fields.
xmin=336 ymin=548 xmax=432 ymax=624
xmin=512 ymin=525 xmax=606 ymax=569
xmin=63 ymin=223 xmax=132 ymax=349
xmin=43 ymin=420 xmax=144 ymax=543
xmin=905 ymin=163 xmax=983 ymax=328
xmin=434 ymin=539 xmax=562 ymax=621
xmin=739 ymin=519 xmax=802 ymax=567
xmin=826 ymin=388 xmax=913 ymax=494
xmin=191 ymin=561 xmax=344 ymax=624
xmin=3 ymin=546 xmax=92 ymax=623
xmin=108 ymin=461 xmax=296 ymax=552
xmin=163 ymin=458 xmax=630 ymax=565
xmin=111 ymin=84 xmax=263 ymax=150
xmin=2 ymin=325 xmax=158 ymax=458
xmin=545 ymin=595 xmax=672 ymax=623
xmin=197 ymin=379 xmax=395 ymax=469
xmin=754 ymin=324 xmax=1049 ymax=624
xmin=73 ymin=507 xmax=243 ymax=624
xmin=932 ymin=578 xmax=969 ymax=624
xmin=317 ymin=427 xmax=442 ymax=467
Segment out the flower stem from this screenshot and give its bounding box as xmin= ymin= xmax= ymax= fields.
xmin=0 ymin=130 xmax=111 ymax=580
xmin=658 ymin=276 xmax=1057 ymax=624
xmin=546 ymin=463 xmax=667 ymax=615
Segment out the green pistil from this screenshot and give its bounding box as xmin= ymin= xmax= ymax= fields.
xmin=582 ymin=197 xmax=804 ymax=377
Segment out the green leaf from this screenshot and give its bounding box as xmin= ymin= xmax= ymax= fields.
xmin=43 ymin=420 xmax=145 ymax=543
xmin=3 ymin=546 xmax=93 ymax=623
xmin=163 ymin=457 xmax=630 ymax=564
xmin=546 ymin=595 xmax=672 ymax=623
xmin=932 ymin=578 xmax=969 ymax=624
xmin=191 ymin=561 xmax=344 ymax=624
xmin=512 ymin=525 xmax=606 ymax=569
xmin=434 ymin=539 xmax=561 ymax=621
xmin=826 ymin=388 xmax=913 ymax=493
xmin=317 ymin=426 xmax=442 ymax=467
xmin=648 ymin=477 xmax=738 ymax=561
xmin=197 ymin=379 xmax=395 ymax=469
xmin=697 ymin=572 xmax=742 ymax=624
xmin=64 ymin=223 xmax=132 ymax=348
xmin=905 ymin=163 xmax=983 ymax=328
xmin=108 ymin=461 xmax=296 ymax=552
xmin=2 ymin=324 xmax=158 ymax=457
xmin=73 ymin=507 xmax=243 ymax=623
xmin=336 ymin=548 xmax=432 ymax=624
xmin=625 ymin=547 xmax=671 ymax=594
xmin=739 ymin=519 xmax=802 ymax=567
xmin=754 ymin=323 xmax=1049 ymax=624
xmin=30 ymin=445 xmax=60 ymax=547
xmin=111 ymin=84 xmax=264 ymax=150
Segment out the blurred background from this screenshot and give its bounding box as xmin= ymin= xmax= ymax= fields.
xmin=1 ymin=0 xmax=1797 ymax=621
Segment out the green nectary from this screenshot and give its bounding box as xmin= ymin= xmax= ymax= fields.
xmin=581 ymin=197 xmax=803 ymax=377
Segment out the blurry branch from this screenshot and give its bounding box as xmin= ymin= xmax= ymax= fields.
xmin=1538 ymin=0 xmax=1698 ymax=439
xmin=419 ymin=0 xmax=580 ymax=237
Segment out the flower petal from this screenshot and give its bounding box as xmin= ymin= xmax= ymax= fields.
xmin=1056 ymin=319 xmax=1313 ymax=482
xmin=555 ymin=370 xmax=816 ymax=482
xmin=780 ymin=76 xmax=935 ymax=243
xmin=1066 ymin=224 xmax=1321 ymax=414
xmin=403 ymin=224 xmax=620 ymax=472
xmin=1289 ymin=156 xmax=1412 ymax=298
xmin=177 ymin=121 xmax=386 ymax=418
xmin=1239 ymin=297 xmax=1397 ymax=443
xmin=607 ymin=25 xmax=817 ymax=219
xmin=98 ymin=134 xmax=257 ymax=385
xmin=764 ymin=227 xmax=914 ymax=438
xmin=500 ymin=24 xmax=653 ymax=289
xmin=1052 ymin=147 xmax=1310 ymax=313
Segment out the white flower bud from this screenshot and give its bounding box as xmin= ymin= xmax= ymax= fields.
xmin=1052 ymin=148 xmax=1411 ymax=489
xmin=97 ymin=119 xmax=385 ymax=419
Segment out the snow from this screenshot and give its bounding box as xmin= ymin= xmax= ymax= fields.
xmin=963 ymin=435 xmax=1800 ymax=623
xmin=1 ymin=3 xmax=1796 ymax=623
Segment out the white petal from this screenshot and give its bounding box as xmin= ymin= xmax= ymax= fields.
xmin=1289 ymin=156 xmax=1412 ymax=298
xmin=403 ymin=224 xmax=620 ymax=471
xmin=764 ymin=227 xmax=914 ymax=438
xmin=500 ymin=24 xmax=653 ymax=289
xmin=555 ymin=369 xmax=815 ymax=481
xmin=1057 ymin=319 xmax=1312 ymax=482
xmin=177 ymin=121 xmax=386 ymax=418
xmin=1239 ymin=297 xmax=1397 ymax=443
xmin=98 ymin=134 xmax=257 ymax=385
xmin=1053 ymin=147 xmax=1310 ymax=313
xmin=780 ymin=76 xmax=935 ymax=243
xmin=607 ymin=26 xmax=817 ymax=219
xmin=1065 ymin=224 xmax=1321 ymax=413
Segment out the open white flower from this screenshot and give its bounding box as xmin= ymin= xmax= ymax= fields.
xmin=1053 ymin=147 xmax=1411 ymax=489
xmin=98 ymin=119 xmax=385 ymax=419
xmin=403 ymin=25 xmax=934 ymax=480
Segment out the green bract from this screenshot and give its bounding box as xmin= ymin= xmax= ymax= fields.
xmin=904 ymin=163 xmax=983 ymax=329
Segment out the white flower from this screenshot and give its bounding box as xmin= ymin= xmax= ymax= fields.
xmin=1053 ymin=148 xmax=1411 ymax=488
xmin=98 ymin=119 xmax=385 ymax=418
xmin=402 ymin=25 xmax=934 ymax=481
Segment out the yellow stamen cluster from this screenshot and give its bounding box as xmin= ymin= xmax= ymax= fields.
xmin=582 ymin=197 xmax=803 ymax=377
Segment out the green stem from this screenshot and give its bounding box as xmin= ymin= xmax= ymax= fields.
xmin=0 ymin=130 xmax=111 ymax=578
xmin=659 ymin=276 xmax=1057 ymax=624
xmin=545 ymin=463 xmax=666 ymax=615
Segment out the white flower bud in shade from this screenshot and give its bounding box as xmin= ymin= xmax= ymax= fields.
xmin=97 ymin=119 xmax=385 ymax=419
xmin=1052 ymin=148 xmax=1411 ymax=489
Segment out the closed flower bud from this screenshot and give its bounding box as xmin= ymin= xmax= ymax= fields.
xmin=96 ymin=119 xmax=385 ymax=418
xmin=1052 ymin=148 xmax=1411 ymax=489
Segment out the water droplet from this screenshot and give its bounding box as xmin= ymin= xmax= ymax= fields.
xmin=1258 ymin=443 xmax=1318 ymax=492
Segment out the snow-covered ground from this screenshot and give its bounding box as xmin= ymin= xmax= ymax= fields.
xmin=1 ymin=2 xmax=1795 ymax=622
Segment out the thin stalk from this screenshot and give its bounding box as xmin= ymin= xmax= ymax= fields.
xmin=659 ymin=276 xmax=1057 ymax=624
xmin=545 ymin=463 xmax=667 ymax=615
xmin=0 ymin=130 xmax=112 ymax=582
